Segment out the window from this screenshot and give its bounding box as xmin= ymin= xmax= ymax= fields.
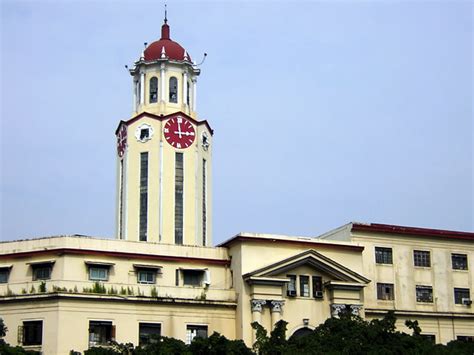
xmin=414 ymin=250 xmax=430 ymax=267
xmin=139 ymin=323 xmax=161 ymax=346
xmin=312 ymin=276 xmax=323 ymax=298
xmin=139 ymin=152 xmax=149 ymax=241
xmin=377 ymin=283 xmax=394 ymax=300
xmin=186 ymin=80 xmax=190 ymax=105
xmin=375 ymin=247 xmax=393 ymax=264
xmin=287 ymin=275 xmax=297 ymax=296
xmin=457 ymin=336 xmax=474 ymax=342
xmin=202 ymin=159 xmax=207 ymax=246
xmin=416 ymin=285 xmax=433 ymax=303
xmin=140 ymin=128 xmax=150 ymax=140
xmin=454 ymin=288 xmax=470 ymax=304
xmin=300 ymin=275 xmax=310 ymax=297
xmin=32 ymin=263 xmax=53 ymax=281
xmin=186 ymin=325 xmax=207 ymax=344
xmin=175 ymin=153 xmax=184 ymax=244
xmin=21 ymin=320 xmax=43 ymax=346
xmin=138 ymin=270 xmax=156 ymax=284
xmin=169 ymin=77 xmax=178 ymax=103
xmin=452 ymin=254 xmax=468 ymax=270
xmin=421 ymin=334 xmax=436 ymax=343
xmin=89 ymin=267 xmax=109 ymax=281
xmin=149 ymin=77 xmax=158 ymax=103
xmin=183 ymin=270 xmax=203 ymax=286
xmin=18 ymin=320 xmax=43 ymax=345
xmin=89 ymin=321 xmax=114 ymax=347
xmin=0 ymin=266 xmax=11 ymax=283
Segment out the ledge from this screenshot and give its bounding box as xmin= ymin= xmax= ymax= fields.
xmin=0 ymin=292 xmax=237 ymax=308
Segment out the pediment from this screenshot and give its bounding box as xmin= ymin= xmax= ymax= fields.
xmin=243 ymin=249 xmax=370 ymax=285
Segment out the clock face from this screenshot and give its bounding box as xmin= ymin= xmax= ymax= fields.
xmin=163 ymin=116 xmax=195 ymax=149
xmin=117 ymin=124 xmax=128 ymax=158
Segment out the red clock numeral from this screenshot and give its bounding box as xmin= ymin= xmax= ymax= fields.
xmin=163 ymin=116 xmax=195 ymax=149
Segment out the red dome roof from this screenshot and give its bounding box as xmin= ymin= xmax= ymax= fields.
xmin=143 ymin=22 xmax=191 ymax=62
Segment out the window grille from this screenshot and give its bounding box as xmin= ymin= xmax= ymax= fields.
xmin=452 ymin=254 xmax=468 ymax=270
xmin=175 ymin=153 xmax=184 ymax=244
xmin=375 ymin=247 xmax=393 ymax=264
xmin=414 ymin=250 xmax=430 ymax=267
xmin=139 ymin=152 xmax=149 ymax=241
xmin=377 ymin=283 xmax=394 ymax=300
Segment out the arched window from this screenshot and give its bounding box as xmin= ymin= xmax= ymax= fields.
xmin=149 ymin=77 xmax=158 ymax=103
xmin=169 ymin=77 xmax=178 ymax=103
xmin=186 ymin=80 xmax=191 ymax=106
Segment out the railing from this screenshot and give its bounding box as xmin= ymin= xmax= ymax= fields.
xmin=0 ymin=280 xmax=236 ymax=302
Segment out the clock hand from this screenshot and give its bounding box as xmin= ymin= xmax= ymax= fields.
xmin=177 ymin=122 xmax=183 ymax=138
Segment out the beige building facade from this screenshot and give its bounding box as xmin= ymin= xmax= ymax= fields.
xmin=1 ymin=16 xmax=473 ymax=355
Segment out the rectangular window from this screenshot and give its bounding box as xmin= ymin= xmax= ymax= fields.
xmin=375 ymin=247 xmax=393 ymax=264
xmin=183 ymin=270 xmax=203 ymax=287
xmin=186 ymin=325 xmax=208 ymax=344
xmin=202 ymin=159 xmax=207 ymax=246
xmin=287 ymin=275 xmax=297 ymax=296
xmin=138 ymin=270 xmax=156 ymax=284
xmin=89 ymin=321 xmax=114 ymax=347
xmin=312 ymin=276 xmax=323 ymax=298
xmin=118 ymin=159 xmax=125 ymax=240
xmin=421 ymin=334 xmax=436 ymax=343
xmin=22 ymin=321 xmax=43 ymax=346
xmin=89 ymin=267 xmax=109 ymax=281
xmin=300 ymin=275 xmax=310 ymax=297
xmin=139 ymin=323 xmax=161 ymax=346
xmin=139 ymin=152 xmax=149 ymax=241
xmin=414 ymin=250 xmax=431 ymax=267
xmin=454 ymin=288 xmax=471 ymax=304
xmin=452 ymin=254 xmax=468 ymax=270
xmin=377 ymin=283 xmax=395 ymax=300
xmin=416 ymin=285 xmax=433 ymax=303
xmin=175 ymin=153 xmax=184 ymax=245
xmin=0 ymin=267 xmax=11 ymax=283
xmin=32 ymin=265 xmax=52 ymax=281
xmin=457 ymin=336 xmax=474 ymax=342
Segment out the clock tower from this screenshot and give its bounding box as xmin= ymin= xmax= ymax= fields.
xmin=115 ymin=17 xmax=212 ymax=246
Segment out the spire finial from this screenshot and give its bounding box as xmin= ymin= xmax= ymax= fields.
xmin=164 ymin=3 xmax=168 ymax=24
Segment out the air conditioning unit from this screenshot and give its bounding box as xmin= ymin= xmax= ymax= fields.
xmin=462 ymin=298 xmax=472 ymax=306
xmin=314 ymin=291 xmax=323 ymax=298
xmin=287 ymin=290 xmax=296 ymax=297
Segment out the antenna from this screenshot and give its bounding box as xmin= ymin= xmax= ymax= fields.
xmin=196 ymin=52 xmax=208 ymax=66
xmin=164 ymin=3 xmax=168 ymax=24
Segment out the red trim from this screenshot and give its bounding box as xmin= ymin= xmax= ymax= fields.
xmin=115 ymin=111 xmax=213 ymax=136
xmin=0 ymin=248 xmax=230 ymax=266
xmin=352 ymin=223 xmax=474 ymax=241
xmin=218 ymin=235 xmax=364 ymax=252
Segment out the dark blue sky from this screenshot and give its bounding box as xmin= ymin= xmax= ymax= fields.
xmin=1 ymin=1 xmax=472 ymax=243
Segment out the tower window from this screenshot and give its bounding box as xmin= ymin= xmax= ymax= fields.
xmin=202 ymin=159 xmax=207 ymax=246
xmin=139 ymin=152 xmax=149 ymax=241
xmin=149 ymin=77 xmax=158 ymax=103
xmin=169 ymin=77 xmax=178 ymax=103
xmin=186 ymin=80 xmax=190 ymax=105
xmin=175 ymin=153 xmax=184 ymax=244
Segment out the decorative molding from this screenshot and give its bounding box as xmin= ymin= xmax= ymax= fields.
xmin=251 ymin=299 xmax=267 ymax=313
xmin=135 ymin=123 xmax=154 ymax=143
xmin=270 ymin=300 xmax=285 ymax=313
xmin=331 ymin=304 xmax=347 ymax=318
xmin=350 ymin=305 xmax=362 ymax=316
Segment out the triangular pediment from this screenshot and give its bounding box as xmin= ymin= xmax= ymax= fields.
xmin=243 ymin=249 xmax=370 ymax=284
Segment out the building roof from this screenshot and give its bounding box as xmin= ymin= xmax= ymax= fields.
xmin=217 ymin=232 xmax=364 ymax=252
xmin=351 ymin=222 xmax=474 ymax=241
xmin=144 ymin=20 xmax=191 ymax=62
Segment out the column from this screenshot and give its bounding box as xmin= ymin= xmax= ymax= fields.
xmin=350 ymin=304 xmax=362 ymax=316
xmin=183 ymin=71 xmax=188 ymax=108
xmin=133 ymin=81 xmax=137 ymax=112
xmin=270 ymin=300 xmax=284 ymax=326
xmin=330 ymin=304 xmax=347 ymax=318
xmin=192 ymin=79 xmax=197 ymax=112
xmin=140 ymin=72 xmax=145 ymax=105
xmin=250 ymin=299 xmax=266 ymax=344
xmin=160 ymin=64 xmax=166 ymax=102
